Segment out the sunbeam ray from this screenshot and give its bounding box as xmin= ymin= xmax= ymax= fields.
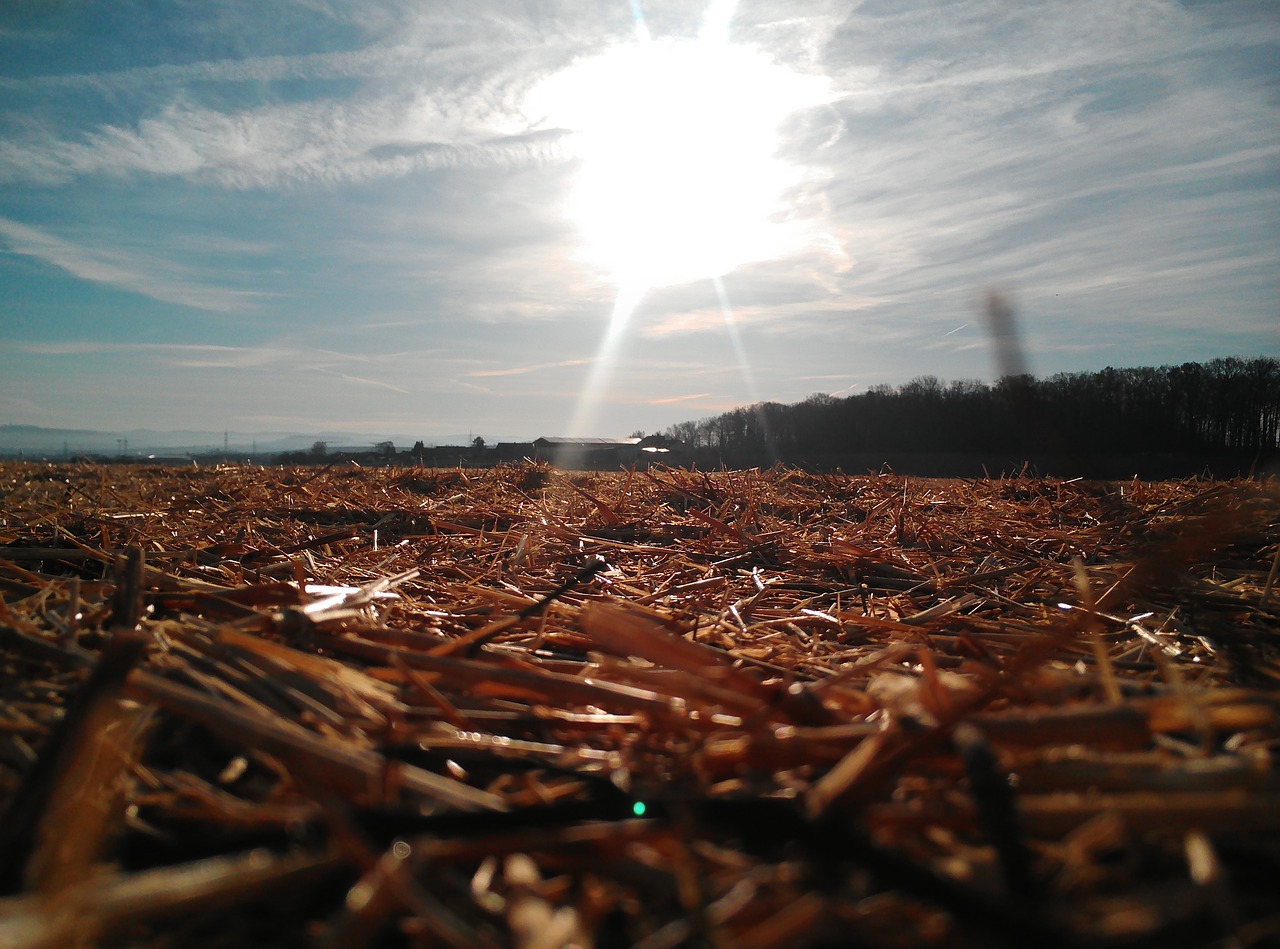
xmin=714 ymin=276 xmax=778 ymax=465
xmin=565 ymin=285 xmax=646 ymax=441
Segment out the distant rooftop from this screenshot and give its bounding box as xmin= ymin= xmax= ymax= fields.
xmin=533 ymin=437 xmax=641 ymax=446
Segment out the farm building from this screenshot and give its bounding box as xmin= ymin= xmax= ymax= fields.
xmin=531 ymin=435 xmax=688 ymax=469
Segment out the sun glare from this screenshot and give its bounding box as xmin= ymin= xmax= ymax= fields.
xmin=529 ymin=11 xmax=827 ymax=292
xmin=532 ymin=2 xmax=829 ymax=439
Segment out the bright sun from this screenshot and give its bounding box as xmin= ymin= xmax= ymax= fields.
xmin=528 ymin=8 xmax=827 ymax=293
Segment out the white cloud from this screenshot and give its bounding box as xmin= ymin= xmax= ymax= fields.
xmin=10 ymin=340 xmax=291 ymax=363
xmin=0 ymin=217 xmax=261 ymax=311
xmin=0 ymin=43 xmax=424 ymax=92
xmin=0 ymin=11 xmax=594 ymax=190
xmin=0 ymin=96 xmax=573 ymax=189
xmin=773 ymin=0 xmax=1280 ymax=361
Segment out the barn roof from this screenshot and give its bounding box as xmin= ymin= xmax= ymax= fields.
xmin=533 ymin=437 xmax=642 ymax=447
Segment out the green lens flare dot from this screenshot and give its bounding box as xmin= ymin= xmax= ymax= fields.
xmin=632 ymin=801 xmax=647 ymax=817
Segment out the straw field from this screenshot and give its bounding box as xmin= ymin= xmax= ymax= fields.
xmin=1 ymin=461 xmax=1278 ymax=948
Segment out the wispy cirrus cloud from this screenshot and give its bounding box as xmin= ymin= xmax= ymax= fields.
xmin=0 ymin=99 xmax=573 ymax=189
xmin=0 ymin=13 xmax=592 ymax=191
xmin=0 ymin=217 xmax=260 ymax=311
xmin=468 ymin=358 xmax=589 ymax=378
xmin=649 ymin=392 xmax=713 ymax=404
xmin=0 ymin=43 xmax=423 ymax=93
xmin=10 ymin=340 xmax=116 ymax=356
xmin=10 ymin=339 xmax=296 ymax=365
xmin=6 ymin=339 xmax=443 ymax=396
xmin=314 ymin=367 xmax=409 ymax=394
xmin=782 ymin=0 xmax=1280 ymax=374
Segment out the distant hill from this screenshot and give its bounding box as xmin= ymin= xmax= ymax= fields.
xmin=0 ymin=425 xmax=521 ymax=457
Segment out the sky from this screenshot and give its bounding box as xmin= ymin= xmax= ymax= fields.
xmin=1 ymin=0 xmax=1277 ymax=444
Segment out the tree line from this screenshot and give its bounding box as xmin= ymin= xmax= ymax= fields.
xmin=663 ymin=357 xmax=1280 ymax=470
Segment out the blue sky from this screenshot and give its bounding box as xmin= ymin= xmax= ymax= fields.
xmin=1 ymin=0 xmax=1277 ymax=442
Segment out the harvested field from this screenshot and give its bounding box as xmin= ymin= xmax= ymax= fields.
xmin=1 ymin=460 xmax=1278 ymax=948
